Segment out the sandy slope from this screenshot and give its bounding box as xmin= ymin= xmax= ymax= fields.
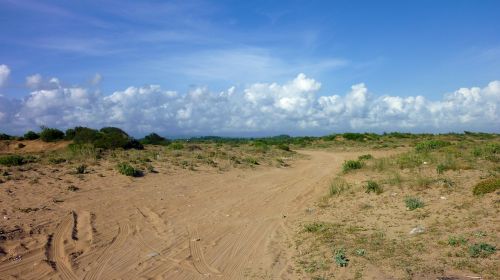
xmin=0 ymin=149 xmax=390 ymax=279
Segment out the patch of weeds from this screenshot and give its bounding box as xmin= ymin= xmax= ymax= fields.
xmin=48 ymin=157 xmax=66 ymax=164
xmin=372 ymin=158 xmax=391 ymax=172
xmin=448 ymin=236 xmax=467 ymax=246
xmin=405 ymin=196 xmax=424 ymax=210
xmin=334 ymin=248 xmax=349 ymax=267
xmin=415 ymin=140 xmax=451 ymax=152
xmin=414 ymin=176 xmax=434 ymax=190
xmin=386 ymin=172 xmax=403 ymax=186
xmin=304 ymin=222 xmax=328 ymax=233
xmin=365 ymin=180 xmax=383 ymax=194
xmin=116 ymin=163 xmax=142 ymax=177
xmin=355 ymin=248 xmax=366 ymax=256
xmin=342 ymin=160 xmax=363 ymax=172
xmin=68 ymin=185 xmax=80 ymax=192
xmin=468 ymin=243 xmax=496 ymax=258
xmin=169 ymin=142 xmax=184 ymax=150
xmin=329 ymin=177 xmax=350 ymax=196
xmin=276 ymin=143 xmax=291 ymax=151
xmin=244 ymin=157 xmax=259 ymax=165
xmin=472 ymin=177 xmax=500 ymax=195
xmin=0 ymin=155 xmax=25 ymax=166
xmin=358 ymin=154 xmax=373 ymax=160
xmin=302 ymin=259 xmax=328 ymax=273
xmin=75 ymin=164 xmax=86 ymax=174
xmin=397 ymin=152 xmax=424 ymax=169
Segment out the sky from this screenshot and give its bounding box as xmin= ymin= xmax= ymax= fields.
xmin=0 ymin=0 xmax=499 ymax=137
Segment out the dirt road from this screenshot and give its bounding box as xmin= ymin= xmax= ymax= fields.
xmin=0 ymin=150 xmax=378 ymax=279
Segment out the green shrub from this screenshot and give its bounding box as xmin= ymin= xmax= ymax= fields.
xmin=140 ymin=133 xmax=171 ymax=146
xmin=358 ymin=154 xmax=373 ymax=160
xmin=71 ymin=127 xmax=101 ymax=143
xmin=75 ymin=164 xmax=86 ymax=174
xmin=334 ymin=248 xmax=349 ymax=267
xmin=468 ymin=243 xmax=496 ymax=258
xmin=244 ymin=157 xmax=259 ymax=165
xmin=40 ymin=127 xmax=65 ymax=142
xmin=66 ymin=126 xmax=143 ymax=150
xmin=304 ymin=222 xmax=327 ymax=233
xmin=0 ymin=155 xmax=25 ymax=166
xmin=405 ymin=196 xmax=424 ymax=210
xmin=0 ymin=133 xmax=13 ymax=140
xmin=414 ymin=140 xmax=451 ymax=152
xmin=342 ymin=160 xmax=363 ymax=172
xmin=329 ymin=177 xmax=350 ymax=196
xmin=365 ymin=180 xmax=383 ymax=194
xmin=342 ymin=133 xmax=365 ymax=141
xmin=276 ymin=143 xmax=290 ymax=151
xmin=472 ymin=178 xmax=500 ymax=195
xmin=169 ymin=142 xmax=184 ymax=150
xmin=23 ymin=131 xmax=39 ymax=140
xmin=116 ymin=163 xmax=142 ymax=177
xmin=448 ymin=235 xmax=467 ymax=246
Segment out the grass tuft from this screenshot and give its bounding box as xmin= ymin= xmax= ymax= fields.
xmin=342 ymin=160 xmax=363 ymax=172
xmin=404 ymin=196 xmax=424 ymax=210
xmin=116 ymin=163 xmax=142 ymax=177
xmin=472 ymin=177 xmax=500 ymax=195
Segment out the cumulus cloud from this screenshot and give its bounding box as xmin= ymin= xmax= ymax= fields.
xmin=0 ymin=64 xmax=11 ymax=87
xmin=0 ymin=68 xmax=498 ymax=136
xmin=26 ymin=74 xmax=43 ymax=89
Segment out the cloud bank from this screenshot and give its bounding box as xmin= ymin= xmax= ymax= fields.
xmin=0 ymin=67 xmax=498 ymax=136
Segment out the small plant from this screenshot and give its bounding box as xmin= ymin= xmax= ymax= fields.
xmin=358 ymin=154 xmax=373 ymax=160
xmin=75 ymin=164 xmax=86 ymax=174
xmin=342 ymin=160 xmax=363 ymax=172
xmin=355 ymin=248 xmax=366 ymax=256
xmin=116 ymin=163 xmax=142 ymax=177
xmin=329 ymin=177 xmax=350 ymax=196
xmin=244 ymin=157 xmax=259 ymax=165
xmin=304 ymin=222 xmax=327 ymax=233
xmin=276 ymin=143 xmax=291 ymax=151
xmin=448 ymin=235 xmax=467 ymax=246
xmin=334 ymin=248 xmax=349 ymax=267
xmin=468 ymin=243 xmax=496 ymax=258
xmin=405 ymin=196 xmax=424 ymax=210
xmin=0 ymin=155 xmax=25 ymax=166
xmin=365 ymin=180 xmax=383 ymax=194
xmin=67 ymin=185 xmax=80 ymax=192
xmin=48 ymin=157 xmax=66 ymax=164
xmin=472 ymin=178 xmax=500 ymax=195
xmin=436 ymin=164 xmax=446 ymax=174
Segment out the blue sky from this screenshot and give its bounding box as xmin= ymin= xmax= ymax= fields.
xmin=0 ymin=0 xmax=499 ymax=136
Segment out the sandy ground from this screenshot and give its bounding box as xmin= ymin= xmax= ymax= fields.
xmin=0 ymin=149 xmax=395 ymax=279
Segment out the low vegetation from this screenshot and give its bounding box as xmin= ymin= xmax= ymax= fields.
xmin=116 ymin=163 xmax=142 ymax=177
xmin=472 ymin=177 xmax=500 ymax=195
xmin=0 ymin=155 xmax=26 ymax=166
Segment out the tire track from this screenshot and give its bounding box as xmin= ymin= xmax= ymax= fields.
xmin=187 ymin=226 xmax=222 ymax=277
xmin=50 ymin=214 xmax=78 ymax=280
xmin=83 ymin=222 xmax=130 ymax=280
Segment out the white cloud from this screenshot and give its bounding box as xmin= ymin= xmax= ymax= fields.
xmin=26 ymin=74 xmax=43 ymax=89
xmin=91 ymin=73 xmax=102 ymax=85
xmin=0 ymin=64 xmax=11 ymax=87
xmin=0 ymin=72 xmax=499 ymax=135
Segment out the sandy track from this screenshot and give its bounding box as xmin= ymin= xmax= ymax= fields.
xmin=0 ymin=150 xmax=384 ymax=279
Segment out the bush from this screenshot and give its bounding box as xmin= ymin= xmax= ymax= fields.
xmin=276 ymin=143 xmax=291 ymax=151
xmin=40 ymin=127 xmax=65 ymax=142
xmin=0 ymin=155 xmax=25 ymax=166
xmin=365 ymin=180 xmax=383 ymax=194
xmin=0 ymin=133 xmax=13 ymax=140
xmin=472 ymin=178 xmax=500 ymax=195
xmin=468 ymin=243 xmax=496 ymax=258
xmin=169 ymin=142 xmax=184 ymax=150
xmin=405 ymin=196 xmax=424 ymax=210
xmin=66 ymin=126 xmax=143 ymax=150
xmin=358 ymin=154 xmax=373 ymax=160
xmin=71 ymin=127 xmax=101 ymax=143
xmin=414 ymin=140 xmax=451 ymax=152
xmin=342 ymin=160 xmax=363 ymax=172
xmin=116 ymin=163 xmax=142 ymax=177
xmin=329 ymin=177 xmax=350 ymax=196
xmin=244 ymin=157 xmax=259 ymax=165
xmin=23 ymin=131 xmax=39 ymax=140
xmin=342 ymin=133 xmax=365 ymax=141
xmin=75 ymin=164 xmax=86 ymax=174
xmin=140 ymin=133 xmax=171 ymax=146
xmin=334 ymin=248 xmax=349 ymax=267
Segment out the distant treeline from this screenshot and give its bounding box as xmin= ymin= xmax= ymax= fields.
xmin=0 ymin=127 xmax=497 ymax=150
